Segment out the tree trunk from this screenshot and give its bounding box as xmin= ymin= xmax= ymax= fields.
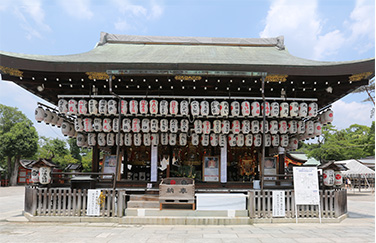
xmin=6 ymin=156 xmax=12 ymax=179
xmin=9 ymin=155 xmax=20 ymax=186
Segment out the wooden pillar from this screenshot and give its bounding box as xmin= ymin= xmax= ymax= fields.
xmin=92 ymin=145 xmax=100 ymax=173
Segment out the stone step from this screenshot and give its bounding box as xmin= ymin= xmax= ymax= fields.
xmin=125 ymin=208 xmax=248 ymax=217
xmin=119 ymin=216 xmax=251 ymax=225
xmin=129 ymin=194 xmax=159 ymax=202
xmin=127 ymin=201 xmax=160 ymax=209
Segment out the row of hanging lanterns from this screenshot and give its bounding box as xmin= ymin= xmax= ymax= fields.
xmin=58 ymin=98 xmax=319 ymax=118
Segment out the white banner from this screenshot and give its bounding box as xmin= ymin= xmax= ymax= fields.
xmin=87 ymin=189 xmax=101 ymax=216
xmin=220 ymin=142 xmax=227 ymax=183
xmin=151 ymin=145 xmax=158 ymax=182
xmin=272 ymin=191 xmax=285 ymax=217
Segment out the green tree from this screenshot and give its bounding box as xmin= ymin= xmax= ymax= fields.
xmin=68 ymin=138 xmax=82 ymax=162
xmin=0 ymin=111 xmax=38 ymax=185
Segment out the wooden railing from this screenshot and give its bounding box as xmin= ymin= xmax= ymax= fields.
xmin=248 ymin=189 xmax=347 ymax=219
xmin=25 ymin=187 xmax=126 ymax=217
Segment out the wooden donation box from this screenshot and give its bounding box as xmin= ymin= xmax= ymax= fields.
xmin=159 ymin=178 xmax=195 ymax=210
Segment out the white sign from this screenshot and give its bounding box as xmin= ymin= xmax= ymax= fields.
xmin=220 ymin=142 xmax=227 ymax=183
xmin=87 ymin=189 xmax=101 ymax=216
xmin=293 ymin=167 xmax=320 ymax=205
xmin=150 ymin=145 xmax=158 ymax=182
xmin=272 ymin=191 xmax=285 ymax=217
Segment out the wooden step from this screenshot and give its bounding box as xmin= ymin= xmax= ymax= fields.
xmin=127 ymin=201 xmax=160 ymax=209
xmin=129 ymin=194 xmax=159 ymax=202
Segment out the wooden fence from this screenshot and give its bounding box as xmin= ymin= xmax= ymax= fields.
xmin=248 ymin=189 xmax=347 ymax=219
xmin=25 ymin=187 xmax=126 ymax=217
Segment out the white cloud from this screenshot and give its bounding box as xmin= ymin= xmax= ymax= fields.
xmin=114 ymin=19 xmax=131 ymax=31
xmin=313 ymin=30 xmax=345 ymax=60
xmin=58 ymin=0 xmax=93 ymax=20
xmin=331 ymin=100 xmax=374 ymax=129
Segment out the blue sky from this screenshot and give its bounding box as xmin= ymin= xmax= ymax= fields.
xmin=0 ymin=0 xmax=374 ymax=140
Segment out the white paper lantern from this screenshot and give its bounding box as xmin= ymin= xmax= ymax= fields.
xmin=200 ymin=101 xmax=210 ymax=116
xmin=120 ymin=100 xmax=128 ymax=115
xmin=160 ymin=100 xmax=169 ymax=115
xmin=57 ymin=99 xmax=68 ymax=115
xmin=222 ymin=120 xmax=230 ymax=134
xmin=94 ymin=118 xmax=103 ymax=132
xmin=261 ymin=101 xmax=271 ymax=117
xmin=88 ymin=99 xmax=98 ymax=115
xmin=232 ymin=120 xmax=241 ymax=134
xmin=289 ymin=102 xmax=299 ymax=117
xmin=31 ymin=168 xmax=39 ymax=183
xmin=194 ymin=120 xmax=203 ymax=134
xmin=253 ymin=134 xmax=262 ymax=147
xmin=306 ymin=121 xmax=314 ymax=135
xmin=245 ymin=134 xmax=253 ymax=146
xmin=88 ymin=133 xmax=97 ymax=147
xmin=190 ymin=101 xmax=200 ymax=116
xmin=242 ymin=120 xmax=251 ymax=134
xmin=76 ymin=133 xmax=86 ymax=147
xmin=44 ymin=109 xmax=53 ymax=124
xmin=170 ymin=119 xmax=178 ymax=133
xmin=280 ymin=102 xmax=289 ymax=118
xmin=112 ymin=118 xmax=119 ymax=133
xmin=270 ymin=102 xmax=279 ymax=117
xmin=141 ymin=119 xmax=150 ymax=133
xmin=68 ymin=125 xmax=76 ymax=138
xmin=269 ymin=120 xmax=278 ymax=134
xmin=260 ymin=120 xmax=269 ymax=133
xmin=68 ymin=99 xmax=78 ymax=115
xmin=308 ymin=102 xmax=318 ymax=117
xmin=169 ymin=100 xmax=179 ymax=115
xmin=324 ymin=109 xmax=334 ymax=124
xmin=139 ymin=100 xmax=148 ymax=114
xmin=314 ymin=122 xmax=322 ymax=136
xmin=35 ymin=107 xmax=45 ymax=123
xmin=191 ymin=133 xmax=199 ymax=146
xmin=160 ymin=119 xmax=168 ymax=132
xmin=180 ymin=119 xmax=189 ymax=133
xmin=279 ymin=120 xmax=288 ymax=134
xmin=39 ymin=166 xmax=51 ymax=185
xmin=56 ymin=117 xmax=64 ymax=128
xmin=103 ymin=118 xmax=112 ymax=132
xmin=61 ymin=122 xmax=71 ymax=136
xmin=202 ymin=120 xmax=211 ymax=134
xmin=220 ymin=101 xmax=229 ymax=117
xmin=83 ymin=118 xmax=93 ymax=132
xmin=212 ymin=120 xmax=221 ymax=134
xmin=297 ymin=121 xmax=305 ymax=134
xmin=299 ymin=102 xmax=308 ymax=117
xmin=210 ymin=134 xmax=218 ymax=146
xmin=180 ymin=100 xmax=189 ymax=115
xmin=132 ymin=118 xmax=141 ymax=133
xmin=251 ymin=101 xmax=260 ymax=117
xmin=78 ymin=99 xmax=88 ymax=115
xmin=228 ymin=134 xmax=236 ymax=147
xmin=98 ymin=99 xmax=107 ymax=115
xmin=219 ymin=134 xmax=227 ymax=147
xmin=161 ymin=133 xmax=169 ymax=145
xmin=251 ymin=120 xmax=260 ymax=133
xmin=124 ymin=133 xmax=132 ymax=146
xmin=237 ymin=134 xmax=245 ymax=147
xmin=211 ymin=101 xmax=220 ymax=116
xmin=264 ymin=134 xmax=271 ymax=147
xmin=241 ymin=101 xmax=251 ymax=117
xmin=129 ymin=100 xmax=138 ymax=115
xmin=116 ymin=133 xmax=124 ymax=146
xmin=143 ymin=133 xmax=151 ymax=146
xmin=133 ymin=133 xmax=141 ymax=146
xmin=98 ymin=133 xmax=106 ymax=146
xmin=334 ymin=171 xmax=343 ymax=186
xmin=288 ymin=120 xmax=298 ymax=134
xmin=289 ymin=138 xmax=298 ymax=150
xmin=50 ymin=111 xmax=58 ymax=126
xmin=149 ymin=99 xmax=158 ymax=115
xmin=150 ymin=119 xmax=159 ymax=132
xmin=169 ymin=133 xmax=177 ymax=146
xmin=280 ymin=134 xmax=289 ymax=147
xmin=151 ymin=133 xmax=159 ymax=146
xmin=107 ymin=133 xmax=115 ymax=146
xmin=179 ymin=133 xmax=187 ymax=146
xmin=74 ymin=118 xmax=83 ymax=132
xmin=323 ymin=169 xmax=335 ymax=186
xmin=272 ymin=134 xmax=279 ymax=147
xmin=230 ymin=101 xmax=240 ymax=117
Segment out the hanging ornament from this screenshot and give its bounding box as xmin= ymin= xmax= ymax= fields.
xmin=190 ymin=100 xmax=200 ymax=116
xmin=149 ymin=99 xmax=158 ymax=115
xmin=202 ymin=120 xmax=211 ymax=134
xmin=269 ymin=120 xmax=278 ymax=134
xmin=259 ymin=120 xmax=269 ymax=133
xmin=122 ymin=118 xmax=131 ymax=132
xmin=306 ymin=121 xmax=314 ymax=135
xmin=78 ymin=99 xmax=88 ymax=115
xmin=83 ymin=118 xmax=93 ymax=132
xmin=289 ymin=138 xmax=298 ymax=150
xmin=170 ymin=119 xmax=179 ymax=133
xmin=220 ymin=101 xmax=229 ymax=117
xmin=179 ymin=133 xmax=187 ymax=146
xmin=253 ymin=134 xmax=262 ymax=147
xmin=308 ymin=102 xmax=318 ymax=117
xmin=213 ymin=120 xmax=221 ymax=134
xmin=169 ymin=133 xmax=177 ymax=146
xmin=261 ymin=101 xmax=271 ymax=117
xmin=280 ymin=102 xmax=289 ymax=118
xmin=169 ymin=100 xmax=179 ymax=115
xmin=241 ymin=101 xmax=250 ymax=117
xmin=35 ymin=107 xmax=45 ymax=123
xmin=270 ymin=102 xmax=279 ymax=117
xmin=280 ymin=134 xmax=289 ymax=147
xmin=272 ymin=134 xmax=280 ymax=147
xmin=133 ymin=133 xmax=142 ymax=146
xmin=245 ymin=134 xmax=253 ymax=146
xmin=56 ymin=117 xmax=64 ymax=128
xmin=279 ymin=120 xmax=288 ymax=134
xmin=161 ymin=133 xmax=169 ymax=145
xmin=232 ymin=120 xmax=241 ymax=134
xmin=143 ymin=133 xmax=151 ymax=146
xmin=107 ymin=133 xmax=115 ymax=146
xmin=210 ymin=133 xmax=218 ymax=146
xmin=44 ymin=109 xmax=53 ymax=124
xmin=251 ymin=101 xmax=260 ymax=117
xmin=236 ymin=134 xmax=245 ymax=147
xmin=314 ymin=122 xmax=322 ymax=136
xmin=124 ymin=133 xmax=132 ymax=146
xmin=88 ymin=133 xmax=97 ymax=147
xmin=51 ymin=112 xmax=59 ymax=126
xmin=112 ymin=118 xmax=119 ymax=132
xmin=191 ymin=133 xmax=199 ymax=146
xmin=264 ymin=134 xmax=271 ymax=147
xmin=150 ymin=119 xmax=159 ymax=132
xmin=160 ymin=119 xmax=168 ymax=132
xmin=116 ymin=133 xmax=124 ymax=146
xmin=141 ymin=119 xmax=150 ymax=133
xmin=129 ymin=100 xmax=138 ymax=115
xmin=98 ymin=99 xmax=107 ymax=115
xmin=61 ymin=122 xmax=71 ymax=136
xmin=132 ymin=118 xmax=141 ymax=133
xmin=211 ymin=100 xmax=220 ymax=116
xmin=288 ymin=120 xmax=298 ymax=134
xmin=180 ymin=100 xmax=189 ymax=115
xmin=289 ymin=101 xmax=299 ymax=117
xmin=68 ymin=99 xmax=78 ymax=115
xmin=297 ymin=121 xmax=305 ymax=134
xmin=200 ymin=100 xmax=210 ymax=117
xmin=194 ymin=120 xmax=203 ymax=134
xmin=251 ymin=120 xmax=260 ymax=134
xmin=180 ymin=119 xmax=189 ymax=132
xmin=219 ymin=134 xmax=227 ymax=147
xmin=88 ymin=99 xmax=98 ymax=115
xmin=151 ymin=133 xmax=159 ymax=146
xmin=120 ymin=100 xmax=128 ymax=115
xmin=324 ymin=109 xmax=334 ymax=124
xmin=221 ymin=120 xmax=230 ymax=134
xmin=93 ymin=118 xmax=103 ymax=132
xmin=241 ymin=120 xmax=251 ymax=134
xmin=74 ymin=118 xmax=84 ymax=132
xmin=98 ymin=133 xmax=106 ymax=146
xmin=228 ymin=134 xmax=236 ymax=147
xmin=298 ymin=102 xmax=308 ymax=118
xmin=103 ymin=118 xmax=112 ymax=132
xmin=230 ymin=101 xmax=240 ymax=117
xmin=160 ymin=100 xmax=169 ymax=115
xmin=139 ymin=99 xmax=148 ymax=114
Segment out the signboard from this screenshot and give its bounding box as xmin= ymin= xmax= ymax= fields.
xmin=220 ymin=143 xmax=227 ymax=183
xmin=264 ymin=157 xmax=277 ymax=180
xmin=272 ymin=191 xmax=285 ymax=217
xmin=203 ymin=156 xmax=220 ymax=182
xmin=87 ymin=189 xmax=101 ymax=216
xmin=102 ymin=155 xmax=119 ymax=179
xmin=293 ymin=167 xmax=320 ymax=205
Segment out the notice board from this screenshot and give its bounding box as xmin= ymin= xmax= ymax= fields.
xmin=293 ymin=167 xmax=320 ymax=205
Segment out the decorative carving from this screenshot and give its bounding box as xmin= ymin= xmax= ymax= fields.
xmin=265 ymin=74 xmax=288 ymax=82
xmin=349 ymin=72 xmax=373 ymax=82
xmin=0 ymin=65 xmax=23 ymax=77
xmin=86 ymin=72 xmax=114 ymax=80
xmin=174 ymin=75 xmax=202 ymax=81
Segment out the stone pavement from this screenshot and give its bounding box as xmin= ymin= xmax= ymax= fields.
xmin=0 ymin=186 xmax=374 ymax=243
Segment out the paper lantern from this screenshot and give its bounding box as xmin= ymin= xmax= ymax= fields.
xmin=35 ymin=107 xmax=45 ymax=123
xmin=211 ymin=120 xmax=220 ymax=134
xmin=88 ymin=133 xmax=97 ymax=147
xmin=141 ymin=119 xmax=150 ymax=133
xmin=121 ymin=118 xmax=130 ymax=132
xmin=324 ymin=109 xmax=334 ymax=124
xmin=220 ymin=101 xmax=229 ymax=117
xmin=251 ymin=120 xmax=260 ymax=133
xmin=270 ymin=102 xmax=279 ymax=117
xmin=190 ymin=101 xmax=200 ymax=116
xmin=31 ymin=168 xmax=39 ymax=183
xmin=279 ymin=120 xmax=288 ymax=134
xmin=116 ymin=133 xmax=124 ymax=146
xmin=272 ymin=134 xmax=279 ymax=147
xmin=160 ymin=100 xmax=169 ymax=115
xmin=169 ymin=133 xmax=176 ymax=145
xmin=74 ymin=118 xmax=83 ymax=132
xmin=149 ymin=99 xmax=158 ymax=115
xmin=289 ymin=138 xmax=298 ymax=150
xmin=112 ymin=118 xmax=119 ymax=133
xmin=253 ymin=134 xmax=262 ymax=147
xmin=170 ymin=119 xmax=178 ymax=133
xmin=280 ymin=134 xmax=289 ymax=147
xmin=269 ymin=120 xmax=278 ymax=134
xmin=107 ymin=133 xmax=115 ymax=146
xmin=180 ymin=100 xmax=189 ymax=115
xmin=222 ymin=120 xmax=230 ymax=134
xmin=179 ymin=133 xmax=187 ymax=146
xmin=133 ymin=133 xmax=141 ymax=146
xmin=237 ymin=134 xmax=245 ymax=147
xmin=288 ymin=120 xmax=298 ymax=134
xmin=210 ymin=134 xmax=218 ymax=146
xmin=289 ymin=102 xmax=299 ymax=117
xmin=280 ymin=102 xmax=289 ymax=118
xmin=194 ymin=120 xmax=203 ymax=134
xmin=202 ymin=120 xmax=211 ymax=134
xmin=191 ymin=133 xmax=199 ymax=146
xmin=230 ymin=101 xmax=240 ymax=117
xmin=39 ymin=166 xmax=51 ymax=185
xmin=200 ymin=101 xmax=210 ymax=116
xmin=228 ymin=134 xmax=236 ymax=147
xmin=160 ymin=119 xmax=168 ymax=133
xmin=129 ymin=100 xmax=138 ymax=115
xmin=76 ymin=133 xmax=86 ymax=147
xmin=58 ymin=99 xmax=68 ymax=114
xmin=103 ymin=118 xmax=112 ymax=132
xmin=120 ymin=100 xmax=128 ymax=115
xmin=92 ymin=118 xmax=102 ymax=132
xmin=211 ymin=101 xmax=220 ymax=115
xmin=61 ymin=122 xmax=71 ymax=136
xmin=132 ymin=118 xmax=141 ymax=133
xmin=245 ymin=134 xmax=253 ymax=146
xmin=297 ymin=121 xmax=305 ymax=134
xmin=323 ymin=169 xmax=335 ymax=186
xmin=139 ymin=100 xmax=148 ymax=114
xmin=161 ymin=133 xmax=169 ymax=145
xmin=68 ymin=125 xmax=76 ymax=138
xmin=44 ymin=109 xmax=53 ymax=124
xmin=150 ymin=119 xmax=159 ymax=132
xmin=242 ymin=120 xmax=251 ymax=134
xmin=98 ymin=99 xmax=107 ymax=115
xmin=241 ymin=101 xmax=250 ymax=117
xmin=264 ymin=134 xmax=271 ymax=147
xmin=78 ymin=99 xmax=88 ymax=115
xmin=308 ymin=102 xmax=318 ymax=117
xmin=98 ymin=133 xmax=106 ymax=146
xmin=306 ymin=121 xmax=314 ymax=135
xmin=87 ymin=99 xmax=98 ymax=116
xmin=83 ymin=118 xmax=93 ymax=132
xmin=151 ymin=133 xmax=158 ymax=146
xmin=56 ymin=117 xmax=64 ymax=128
xmin=219 ymin=134 xmax=227 ymax=147
xmin=169 ymin=100 xmax=178 ymax=115
xmin=261 ymin=101 xmax=271 ymax=117
xmin=68 ymin=99 xmax=78 ymax=115
xmin=260 ymin=120 xmax=269 ymax=133
xmin=143 ymin=133 xmax=151 ymax=146
xmin=334 ymin=171 xmax=343 ymax=186
xmin=50 ymin=112 xmax=59 ymax=126
xmin=231 ymin=120 xmax=241 ymax=134
xmin=180 ymin=119 xmax=189 ymax=132
xmin=251 ymin=101 xmax=260 ymax=117
xmin=299 ymin=102 xmax=308 ymax=117
xmin=314 ymin=122 xmax=322 ymax=136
